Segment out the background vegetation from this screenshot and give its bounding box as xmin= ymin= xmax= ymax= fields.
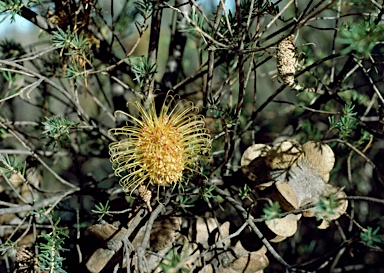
xmin=0 ymin=0 xmax=384 ymax=272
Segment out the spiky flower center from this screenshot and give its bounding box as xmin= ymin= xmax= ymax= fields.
xmin=108 ymin=94 xmax=212 ymax=194
xmin=137 ymin=120 xmax=185 ymax=185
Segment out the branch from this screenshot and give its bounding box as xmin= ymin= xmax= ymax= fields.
xmin=161 ymin=0 xmax=189 ymax=89
xmin=0 ymin=188 xmax=79 ymax=215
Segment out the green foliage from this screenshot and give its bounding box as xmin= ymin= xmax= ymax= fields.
xmin=339 ymin=89 xmax=370 ymax=107
xmin=134 ymin=0 xmax=153 ymax=31
xmin=297 ymin=240 xmax=316 ymax=257
xmin=0 ymin=39 xmax=25 ymax=59
xmin=178 ymin=5 xmax=205 ymax=36
xmin=37 ymin=220 xmax=69 ymax=273
xmin=299 ymin=119 xmax=324 ymax=142
xmin=176 ymin=194 xmax=198 ymax=213
xmin=200 ymin=183 xmax=216 ymax=202
xmin=0 ymin=0 xmax=40 ymax=23
xmin=207 ymin=98 xmax=239 ymax=129
xmin=0 ymin=240 xmax=16 ymax=256
xmin=52 ymin=27 xmax=88 ymax=53
xmin=353 ymin=129 xmax=371 ymax=148
xmin=92 ymin=200 xmax=113 ymax=222
xmin=338 ymin=16 xmax=384 ymax=58
xmin=262 ymin=201 xmax=281 ymax=220
xmin=0 ymin=40 xmax=23 ymax=88
xmin=360 ymin=226 xmax=382 ymax=247
xmin=51 ymin=27 xmax=93 ymax=79
xmin=159 ymin=247 xmax=188 ymax=273
xmin=313 ymin=194 xmax=340 ymax=221
xmin=130 ymin=56 xmax=158 ymax=87
xmin=0 ymin=153 xmax=26 ymax=178
xmin=42 ymin=116 xmax=77 ymax=147
xmin=114 ymin=0 xmax=151 ymax=34
xmin=328 ymin=103 xmax=358 ymax=140
xmin=238 ymin=184 xmax=250 ymax=200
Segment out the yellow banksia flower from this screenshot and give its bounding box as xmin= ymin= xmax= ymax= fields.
xmin=277 ymin=34 xmax=297 ymax=86
xmin=109 ymin=94 xmax=211 ymax=193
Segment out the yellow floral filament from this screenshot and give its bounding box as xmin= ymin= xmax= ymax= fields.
xmin=109 ymin=94 xmax=211 ymax=193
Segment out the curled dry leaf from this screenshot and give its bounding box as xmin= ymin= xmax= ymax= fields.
xmin=270 ymin=235 xmax=287 ymax=243
xmin=191 ymin=217 xmax=217 ymax=248
xmin=86 ymin=222 xmax=127 ymax=273
xmin=189 ymin=220 xmax=269 ymax=273
xmin=326 ymin=184 xmax=348 ymax=218
xmin=242 ymin=139 xmax=347 ymax=231
xmin=276 ymin=163 xmax=326 ymax=208
xmin=257 ymin=181 xmax=274 ymax=191
xmin=266 ymin=214 xmax=302 ymax=242
xmin=229 ymin=245 xmax=269 ymax=273
xmin=241 ymin=144 xmax=270 ymax=182
xmin=317 ymin=184 xmax=348 ymax=229
xmin=302 ymin=141 xmax=335 ymax=182
xmin=266 ymin=140 xmax=302 ymax=170
xmin=216 ymin=221 xmax=231 ymax=248
xmin=85 ymin=217 xmax=182 ymax=273
xmin=274 ymin=181 xmax=299 ymax=210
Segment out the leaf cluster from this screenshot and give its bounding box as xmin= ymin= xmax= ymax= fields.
xmin=0 ymin=154 xmax=26 ymax=178
xmin=130 ymin=56 xmax=158 ymax=87
xmin=338 ymin=16 xmax=384 ymax=58
xmin=313 ymin=194 xmax=340 ymax=221
xmin=37 ymin=221 xmax=69 ymax=273
xmin=0 ymin=0 xmax=41 ymax=23
xmin=360 ymin=226 xmax=382 ymax=248
xmin=262 ymin=201 xmax=281 ymax=220
xmin=42 ymin=116 xmax=77 ymax=147
xmin=51 ymin=27 xmax=94 ymax=79
xmin=92 ymin=200 xmax=112 ymax=222
xmin=329 ymin=103 xmax=358 ymax=140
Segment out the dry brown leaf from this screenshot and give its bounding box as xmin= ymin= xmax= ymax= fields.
xmin=242 ymin=139 xmax=345 ymax=234
xmin=266 ymin=140 xmax=302 ymax=170
xmin=232 ymin=240 xmax=248 ymax=257
xmin=87 ymin=222 xmax=127 ymax=242
xmin=317 ymin=220 xmax=331 ymax=229
xmin=241 ymin=144 xmax=271 ymax=167
xmin=241 ymin=144 xmax=270 ymax=182
xmin=318 ymin=184 xmax=348 ymax=229
xmin=322 ymin=173 xmax=330 ymax=183
xmin=216 ymin=221 xmax=231 ymax=248
xmin=86 ymin=248 xmax=115 ymax=273
xmin=191 ymin=217 xmax=218 ymax=248
xmin=266 ymin=214 xmax=301 ymax=238
xmin=275 ymin=181 xmax=299 ymax=210
xmin=197 ymin=264 xmax=214 ymax=273
xmin=270 ymin=235 xmax=287 ymax=243
xmin=256 ymin=181 xmax=274 ymax=190
xmin=229 ymin=245 xmax=269 ymax=273
xmin=302 ymin=141 xmax=335 ymax=181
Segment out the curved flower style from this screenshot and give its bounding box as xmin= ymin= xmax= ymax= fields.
xmin=109 ymin=94 xmax=211 ymax=193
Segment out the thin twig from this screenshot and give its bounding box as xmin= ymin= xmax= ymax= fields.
xmin=163 ymin=2 xmax=229 ymax=48
xmin=0 ymin=188 xmax=79 ymax=215
xmin=137 ymin=197 xmax=169 ymax=273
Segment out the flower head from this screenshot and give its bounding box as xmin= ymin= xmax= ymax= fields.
xmin=109 ymin=94 xmax=211 ymax=193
